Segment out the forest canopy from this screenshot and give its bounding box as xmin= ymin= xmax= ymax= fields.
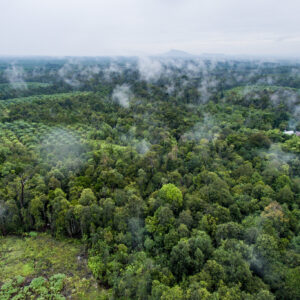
xmin=0 ymin=56 xmax=299 ymax=299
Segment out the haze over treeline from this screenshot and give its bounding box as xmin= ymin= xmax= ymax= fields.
xmin=0 ymin=54 xmax=299 ymax=299
xmin=1 ymin=0 xmax=300 ymax=57
xmin=0 ymin=1 xmax=300 ymax=299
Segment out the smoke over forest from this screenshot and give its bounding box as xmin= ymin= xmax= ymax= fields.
xmin=0 ymin=54 xmax=299 ymax=299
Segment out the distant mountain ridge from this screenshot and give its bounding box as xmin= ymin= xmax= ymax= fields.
xmin=158 ymin=49 xmax=227 ymax=59
xmin=159 ymin=49 xmax=195 ymax=58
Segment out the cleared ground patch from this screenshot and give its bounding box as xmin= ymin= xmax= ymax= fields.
xmin=0 ymin=233 xmax=100 ymax=299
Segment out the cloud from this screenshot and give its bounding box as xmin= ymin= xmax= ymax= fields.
xmin=1 ymin=0 xmax=300 ymax=57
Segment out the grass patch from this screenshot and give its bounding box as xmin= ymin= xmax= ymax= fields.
xmin=0 ymin=233 xmax=100 ymax=299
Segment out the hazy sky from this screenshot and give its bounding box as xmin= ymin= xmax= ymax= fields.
xmin=1 ymin=0 xmax=300 ymax=57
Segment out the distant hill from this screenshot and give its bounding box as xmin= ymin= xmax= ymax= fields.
xmin=158 ymin=50 xmax=229 ymax=59
xmin=201 ymin=53 xmax=226 ymax=58
xmin=159 ymin=49 xmax=195 ymax=58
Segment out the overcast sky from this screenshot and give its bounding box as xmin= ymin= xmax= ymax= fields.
xmin=1 ymin=0 xmax=300 ymax=57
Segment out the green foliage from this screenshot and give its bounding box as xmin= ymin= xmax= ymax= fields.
xmin=1 ymin=58 xmax=300 ymax=299
xmin=79 ymin=188 xmax=97 ymax=206
xmin=0 ymin=234 xmax=98 ymax=298
xmin=0 ymin=274 xmax=66 ymax=300
xmin=29 ymin=231 xmax=38 ymax=237
xmin=159 ymin=183 xmax=183 ymax=210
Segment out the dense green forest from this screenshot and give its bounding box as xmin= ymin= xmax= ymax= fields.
xmin=0 ymin=56 xmax=299 ymax=299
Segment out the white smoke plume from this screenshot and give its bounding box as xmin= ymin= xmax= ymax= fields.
xmin=112 ymin=84 xmax=132 ymax=108
xmin=138 ymin=57 xmax=163 ymax=81
xmin=4 ymin=64 xmax=27 ymax=89
xmin=120 ymin=126 xmax=151 ymax=155
xmin=181 ymin=114 xmax=220 ymax=142
xmin=80 ymin=65 xmax=100 ymax=79
xmin=136 ymin=139 xmax=151 ymax=154
xmin=58 ymin=59 xmax=100 ymax=87
xmin=198 ymin=77 xmax=219 ymax=103
xmin=58 ymin=63 xmax=81 ymax=87
xmin=40 ymin=127 xmax=87 ymax=172
xmin=104 ymin=62 xmax=124 ymax=80
xmin=166 ymin=84 xmax=175 ymax=95
xmin=259 ymin=144 xmax=296 ymax=165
